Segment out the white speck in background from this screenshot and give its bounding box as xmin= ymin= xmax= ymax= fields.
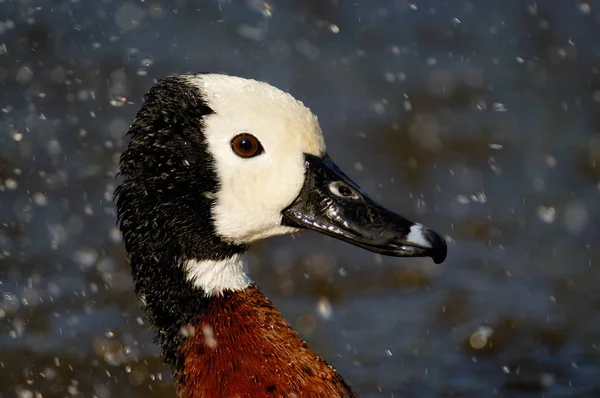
xmin=72 ymin=248 xmax=98 ymax=268
xmin=469 ymin=325 xmax=493 ymax=349
xmin=470 ymin=192 xmax=487 ymax=203
xmin=316 ymin=297 xmax=332 ymax=320
xmin=578 ymin=3 xmax=592 ymax=15
xmin=32 ymin=192 xmax=47 ymax=207
xmin=456 ymin=195 xmax=470 ymax=205
xmin=537 ymin=206 xmax=556 ymax=224
xmin=4 ymin=178 xmax=17 ymax=190
xmin=493 ymin=103 xmax=507 ymax=112
xmin=372 ymin=101 xmax=386 ymax=115
xmin=247 ymin=0 xmax=274 ymax=18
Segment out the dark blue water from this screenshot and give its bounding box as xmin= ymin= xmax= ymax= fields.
xmin=1 ymin=1 xmax=600 ymax=396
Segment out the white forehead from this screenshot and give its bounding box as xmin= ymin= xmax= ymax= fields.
xmin=185 ymin=74 xmax=325 ymax=155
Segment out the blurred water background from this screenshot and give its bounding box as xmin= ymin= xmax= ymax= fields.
xmin=1 ymin=0 xmax=600 ymax=397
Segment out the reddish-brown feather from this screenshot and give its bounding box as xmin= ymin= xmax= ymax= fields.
xmin=176 ymin=284 xmax=357 ymax=398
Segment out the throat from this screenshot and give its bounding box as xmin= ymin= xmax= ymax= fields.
xmin=183 ymin=255 xmax=251 ymax=296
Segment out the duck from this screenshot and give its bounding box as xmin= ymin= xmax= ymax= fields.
xmin=114 ymin=74 xmax=447 ymax=398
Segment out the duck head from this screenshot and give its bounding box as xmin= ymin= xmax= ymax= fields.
xmin=116 ymin=74 xmax=446 ymax=297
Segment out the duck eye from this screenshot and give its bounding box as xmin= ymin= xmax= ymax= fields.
xmin=329 ymin=181 xmax=361 ymax=200
xmin=231 ymin=133 xmax=264 ymax=158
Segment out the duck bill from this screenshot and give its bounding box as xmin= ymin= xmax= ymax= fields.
xmin=281 ymin=154 xmax=447 ymax=264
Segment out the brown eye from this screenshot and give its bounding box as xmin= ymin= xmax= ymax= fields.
xmin=231 ymin=133 xmax=264 ymax=158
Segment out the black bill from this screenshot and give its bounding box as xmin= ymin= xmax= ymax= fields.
xmin=282 ymin=154 xmax=447 ymax=264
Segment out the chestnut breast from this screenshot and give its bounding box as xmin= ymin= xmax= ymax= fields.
xmin=177 ymin=285 xmax=357 ymax=398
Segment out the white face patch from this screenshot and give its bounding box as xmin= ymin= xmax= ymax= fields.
xmin=183 ymin=255 xmax=251 ymax=296
xmin=405 ymin=224 xmax=431 ymax=248
xmin=186 ymin=74 xmax=326 ymax=245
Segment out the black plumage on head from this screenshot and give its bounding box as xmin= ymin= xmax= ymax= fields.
xmin=114 ymin=75 xmax=246 ymax=371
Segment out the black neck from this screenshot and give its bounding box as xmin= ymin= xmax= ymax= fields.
xmin=128 ymin=249 xmax=245 ymax=372
xmin=114 ymin=75 xmax=247 ymax=371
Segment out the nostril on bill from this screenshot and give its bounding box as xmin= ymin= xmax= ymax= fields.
xmin=328 ymin=181 xmax=360 ymax=200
